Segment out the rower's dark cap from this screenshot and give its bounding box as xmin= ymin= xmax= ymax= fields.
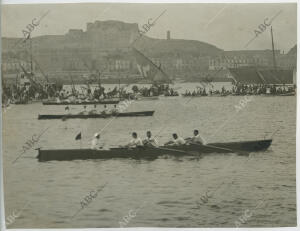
xmin=194 ymin=129 xmax=199 ymax=133
xmin=132 ymin=132 xmax=137 ymax=136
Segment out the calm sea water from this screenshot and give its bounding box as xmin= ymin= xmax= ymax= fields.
xmin=3 ymin=83 xmax=296 ymax=228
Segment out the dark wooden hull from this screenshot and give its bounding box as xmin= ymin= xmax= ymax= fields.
xmin=38 ymin=110 xmax=155 ymax=120
xmin=14 ymin=100 xmax=29 ymax=104
xmin=37 ymin=139 xmax=272 ymax=161
xmin=182 ymin=95 xmax=207 ymax=97
xmin=279 ymin=92 xmax=295 ymax=96
xmin=42 ymin=100 xmax=120 ymax=105
xmin=136 ymin=96 xmax=159 ymax=101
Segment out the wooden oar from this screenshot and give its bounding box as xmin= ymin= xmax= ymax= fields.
xmin=204 ymin=144 xmax=236 ymax=152
xmin=191 ymin=142 xmax=248 ymax=155
xmin=207 ymin=144 xmax=248 ymax=155
xmin=185 ymin=132 xmax=248 ymax=155
xmin=118 ymin=144 xmax=192 ymax=155
xmin=155 ymin=146 xmax=195 ymax=156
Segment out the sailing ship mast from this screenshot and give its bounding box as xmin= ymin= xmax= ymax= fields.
xmin=269 ymin=26 xmax=282 ymax=84
xmin=69 ymin=75 xmax=77 ymax=96
xmin=97 ymin=70 xmax=102 ymax=90
xmin=29 ymin=34 xmax=33 ymax=74
xmin=133 ymin=47 xmax=171 ymax=83
xmin=271 ymin=26 xmax=277 ymax=71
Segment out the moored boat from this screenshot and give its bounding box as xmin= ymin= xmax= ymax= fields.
xmin=37 ymin=139 xmax=272 ymax=161
xmin=262 ymin=92 xmax=296 ymax=97
xmin=279 ymin=92 xmax=295 ymax=96
xmin=13 ymin=99 xmax=30 ymax=104
xmin=136 ymin=96 xmax=159 ymax=101
xmin=38 ymin=110 xmax=155 ymax=120
xmin=182 ymin=94 xmax=207 ymax=97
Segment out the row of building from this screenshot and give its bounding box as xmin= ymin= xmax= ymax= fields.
xmin=2 ymin=49 xmax=295 ymax=74
xmin=208 ymin=50 xmax=296 ymax=70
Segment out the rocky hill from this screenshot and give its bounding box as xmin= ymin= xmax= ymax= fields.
xmin=2 ymin=20 xmax=222 ymax=57
xmin=134 ymin=36 xmax=222 ymax=58
xmin=2 ymin=20 xmax=224 ymax=82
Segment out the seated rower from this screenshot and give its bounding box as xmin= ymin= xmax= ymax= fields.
xmin=186 ymin=129 xmax=205 ymax=144
xmin=78 ymin=105 xmax=88 ymax=115
xmin=110 ymin=105 xmax=119 ymax=114
xmin=88 ymin=104 xmax=97 ymax=114
xmin=127 ymin=132 xmax=143 ymax=148
xmin=101 ymin=105 xmax=109 ymax=114
xmin=143 ymin=131 xmax=159 ymax=147
xmin=91 ymin=133 xmax=101 ymax=150
xmin=165 ymin=133 xmax=186 ymax=146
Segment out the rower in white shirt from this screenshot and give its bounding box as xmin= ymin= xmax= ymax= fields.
xmin=187 ymin=129 xmax=206 ymax=144
xmin=101 ymin=105 xmax=109 ymax=114
xmin=165 ymin=133 xmax=186 ymax=146
xmin=127 ymin=132 xmax=143 ymax=148
xmin=91 ymin=133 xmax=101 ymax=149
xmin=110 ymin=104 xmax=119 ymax=114
xmin=143 ymin=131 xmax=159 ymax=147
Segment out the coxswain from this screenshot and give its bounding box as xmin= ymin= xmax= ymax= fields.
xmin=165 ymin=133 xmax=186 ymax=146
xmin=143 ymin=131 xmax=159 ymax=147
xmin=91 ymin=133 xmax=100 ymax=150
xmin=127 ymin=132 xmax=143 ymax=148
xmin=186 ymin=129 xmax=205 ymax=144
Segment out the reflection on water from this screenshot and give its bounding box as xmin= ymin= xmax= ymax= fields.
xmin=3 ymin=90 xmax=296 ymax=228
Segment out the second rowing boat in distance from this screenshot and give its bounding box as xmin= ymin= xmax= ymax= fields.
xmin=42 ymin=99 xmax=120 ymax=105
xmin=38 ymin=110 xmax=155 ymax=120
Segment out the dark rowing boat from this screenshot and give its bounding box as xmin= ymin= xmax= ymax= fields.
xmin=42 ymin=100 xmax=120 ymax=105
xmin=38 ymin=110 xmax=155 ymax=120
xmin=279 ymin=92 xmax=295 ymax=96
xmin=136 ymin=96 xmax=159 ymax=101
xmin=37 ymin=139 xmax=272 ymax=161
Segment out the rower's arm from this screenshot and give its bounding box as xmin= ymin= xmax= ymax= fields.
xmin=198 ymin=136 xmax=206 ymax=145
xmin=164 ymin=140 xmax=174 ymax=146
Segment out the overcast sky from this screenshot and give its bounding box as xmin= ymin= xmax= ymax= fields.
xmin=1 ymin=3 xmax=297 ymax=52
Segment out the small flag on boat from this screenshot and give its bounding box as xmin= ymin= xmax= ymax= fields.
xmin=75 ymin=132 xmax=81 ymax=140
